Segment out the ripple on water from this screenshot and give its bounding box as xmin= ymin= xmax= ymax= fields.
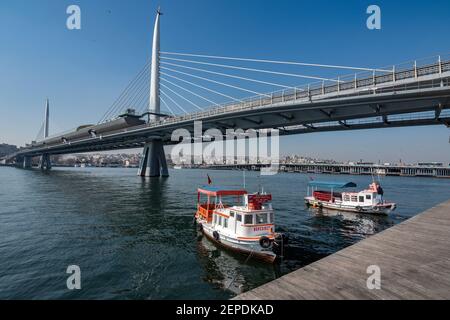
xmin=0 ymin=167 xmax=449 ymax=299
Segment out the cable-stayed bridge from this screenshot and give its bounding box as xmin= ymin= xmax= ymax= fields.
xmin=4 ymin=10 xmax=450 ymax=176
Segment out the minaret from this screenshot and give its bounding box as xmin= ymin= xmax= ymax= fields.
xmin=44 ymin=98 xmax=50 ymax=138
xmin=149 ymin=7 xmax=162 ymax=122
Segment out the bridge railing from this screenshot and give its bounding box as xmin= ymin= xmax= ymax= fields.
xmin=144 ymin=55 xmax=450 ymax=130
xmin=19 ymin=54 xmax=450 ymax=155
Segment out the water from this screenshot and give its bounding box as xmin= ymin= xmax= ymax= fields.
xmin=0 ymin=167 xmax=449 ymax=299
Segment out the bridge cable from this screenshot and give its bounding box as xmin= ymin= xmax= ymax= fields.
xmin=35 ymin=121 xmax=45 ymax=142
xmin=126 ymin=71 xmax=152 ymax=116
xmin=99 ymin=62 xmax=151 ymax=123
xmin=160 ymin=83 xmax=204 ymax=111
xmin=160 ymin=72 xmax=240 ymax=102
xmin=160 ymin=57 xmax=341 ymax=82
xmin=160 ymin=89 xmax=189 ymax=114
xmin=134 ymin=80 xmax=153 ymax=115
xmin=161 ymin=66 xmax=269 ymax=97
xmin=100 ymin=63 xmax=150 ymax=122
xmin=160 ymin=96 xmax=176 ymax=116
xmin=161 ymin=77 xmax=220 ymax=107
xmin=160 ymin=51 xmax=392 ymax=73
xmin=120 ymin=73 xmax=150 ymax=116
xmin=100 ymin=62 xmax=149 ymax=122
xmin=161 ymin=61 xmax=294 ymax=89
xmin=118 ymin=65 xmax=151 ymax=118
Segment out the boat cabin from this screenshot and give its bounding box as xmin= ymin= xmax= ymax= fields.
xmin=197 ymin=186 xmax=275 ymax=239
xmin=197 ymin=186 xmax=248 ymax=223
xmin=341 ymin=182 xmax=383 ymax=206
xmin=307 ymin=181 xmax=383 ymax=206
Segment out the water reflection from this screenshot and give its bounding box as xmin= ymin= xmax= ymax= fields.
xmin=195 ymin=234 xmax=279 ymax=295
xmin=139 ymin=176 xmax=169 ymax=213
xmin=308 ymin=206 xmax=394 ymax=237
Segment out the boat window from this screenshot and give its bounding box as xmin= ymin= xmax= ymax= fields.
xmin=359 ymin=196 xmax=365 ymax=203
xmin=219 ymin=216 xmax=223 ymax=226
xmin=244 ymin=214 xmax=253 ymax=225
xmin=351 ymin=195 xmax=358 ymax=202
xmin=343 ymin=195 xmax=350 ymax=201
xmin=224 ymin=218 xmax=228 ymax=228
xmin=269 ymin=212 xmax=274 ymax=223
xmin=256 ymin=213 xmax=268 ymax=224
xmin=236 ymin=214 xmax=242 ymax=222
xmin=230 ymin=211 xmax=235 ymax=218
xmin=366 ymin=195 xmax=372 ymax=200
xmin=213 ymin=214 xmax=217 ymax=224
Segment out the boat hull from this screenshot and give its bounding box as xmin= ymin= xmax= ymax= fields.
xmin=198 ymin=221 xmax=277 ymax=264
xmin=305 ymin=198 xmax=396 ymax=215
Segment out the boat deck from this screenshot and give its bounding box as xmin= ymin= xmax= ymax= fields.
xmin=234 ymin=199 xmax=450 ymax=300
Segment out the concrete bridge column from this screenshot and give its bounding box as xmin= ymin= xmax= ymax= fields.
xmin=23 ymin=156 xmax=32 ymax=169
xmin=137 ymin=140 xmax=169 ymax=177
xmin=39 ymin=154 xmax=51 ymax=170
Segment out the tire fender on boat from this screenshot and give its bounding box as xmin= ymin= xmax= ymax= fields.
xmin=356 ymin=206 xmax=362 ymax=212
xmin=213 ymin=231 xmax=220 ymax=241
xmin=259 ymin=236 xmax=272 ymax=249
xmin=197 ymin=223 xmax=203 ymax=232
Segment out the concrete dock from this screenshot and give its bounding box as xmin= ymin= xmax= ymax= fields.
xmin=235 ymin=199 xmax=450 ymax=300
xmin=207 ymin=163 xmax=450 ymax=179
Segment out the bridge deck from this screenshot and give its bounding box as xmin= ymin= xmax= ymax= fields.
xmin=7 ymin=57 xmax=450 ymax=160
xmin=234 ymin=199 xmax=450 ymax=300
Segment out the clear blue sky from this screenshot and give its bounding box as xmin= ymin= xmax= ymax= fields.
xmin=0 ymin=0 xmax=449 ymax=163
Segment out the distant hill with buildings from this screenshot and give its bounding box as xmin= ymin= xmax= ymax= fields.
xmin=0 ymin=143 xmax=18 ymax=157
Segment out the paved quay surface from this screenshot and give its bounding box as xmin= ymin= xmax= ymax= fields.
xmin=235 ymin=200 xmax=450 ymax=300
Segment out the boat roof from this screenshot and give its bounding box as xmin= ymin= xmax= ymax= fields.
xmin=307 ymin=181 xmax=357 ymax=189
xmin=198 ymin=186 xmax=248 ymax=196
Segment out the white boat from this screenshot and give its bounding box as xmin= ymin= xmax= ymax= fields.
xmin=304 ymin=180 xmax=396 ymax=215
xmin=195 ymin=186 xmax=286 ymax=263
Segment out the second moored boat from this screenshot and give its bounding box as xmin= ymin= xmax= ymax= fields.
xmin=305 ymin=180 xmax=396 ymax=215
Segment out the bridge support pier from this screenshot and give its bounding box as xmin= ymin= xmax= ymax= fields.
xmin=23 ymin=156 xmax=32 ymax=169
xmin=39 ymin=154 xmax=52 ymax=170
xmin=137 ymin=140 xmax=169 ymax=177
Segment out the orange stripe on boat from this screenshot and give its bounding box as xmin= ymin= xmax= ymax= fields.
xmin=237 ymin=235 xmax=275 ymax=240
xmin=213 ymin=211 xmax=230 ymax=218
xmin=242 ymin=223 xmax=274 ymax=227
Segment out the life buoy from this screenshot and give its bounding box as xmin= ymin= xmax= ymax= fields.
xmin=213 ymin=231 xmax=220 ymax=241
xmin=259 ymin=236 xmax=272 ymax=249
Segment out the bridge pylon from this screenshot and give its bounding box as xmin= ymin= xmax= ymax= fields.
xmin=138 ymin=7 xmax=168 ymax=177
xmin=23 ymin=156 xmax=32 ymax=169
xmin=39 ymin=98 xmax=52 ymax=171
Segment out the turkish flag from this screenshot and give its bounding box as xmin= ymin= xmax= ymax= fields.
xmin=207 ymin=174 xmax=212 ymax=185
